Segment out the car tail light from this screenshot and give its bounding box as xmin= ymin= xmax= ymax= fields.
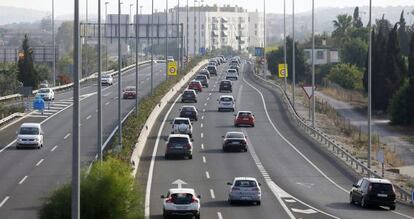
xmin=232 ymin=187 xmax=240 ymax=191
xmin=252 ymin=187 xmax=260 ymax=191
xmin=185 ymin=143 xmax=192 ymax=149
xmin=368 ymin=183 xmax=372 ymax=192
xmin=166 ymin=197 xmax=173 ymax=203
xmin=191 ymin=197 xmax=198 ymax=203
xmin=167 ymin=143 xmax=172 ymax=148
xmin=241 ymin=140 xmax=247 ymax=145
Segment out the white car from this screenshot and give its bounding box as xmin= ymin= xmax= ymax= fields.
xmin=36 ymin=88 xmax=54 ymax=101
xmin=101 ymin=74 xmax=113 ymax=85
xmin=16 ymin=123 xmax=44 ymax=149
xmin=171 ymin=117 xmax=193 ymax=138
xmin=217 ymin=95 xmax=235 ymax=112
xmin=161 ymin=188 xmax=201 ymax=219
xmin=227 ymin=177 xmax=262 ymax=205
xmin=167 ymin=56 xmax=175 ymax=62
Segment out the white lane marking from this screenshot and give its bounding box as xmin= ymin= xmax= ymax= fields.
xmin=217 ymin=212 xmax=223 ymax=219
xmin=18 ymin=176 xmax=28 ymax=185
xmin=291 ymin=208 xmax=317 ymax=214
xmin=205 ymin=171 xmax=210 ymax=179
xmin=145 ymin=94 xmax=182 ymax=218
xmin=392 ymin=211 xmax=414 ymax=219
xmin=103 ymin=92 xmax=112 ymax=97
xmin=210 ymin=189 xmax=215 ymax=199
xmin=201 ymin=116 xmax=204 ymax=120
xmin=285 ymin=199 xmax=297 ymax=203
xmin=43 ymin=109 xmax=59 ymax=113
xmin=36 ymin=159 xmax=44 ymax=167
xmin=0 ymin=196 xmax=10 ymax=208
xmin=0 ymin=141 xmax=16 ymax=153
xmin=86 ymin=115 xmax=92 ymax=120
xmin=204 ymin=103 xmax=207 ymax=106
xmin=201 ymin=133 xmax=204 ymax=138
xmin=201 ymin=143 xmax=204 ymax=150
xmin=202 ymin=156 xmax=206 ymax=164
xmin=64 ymin=133 xmax=71 ymax=140
xmin=207 ymin=97 xmax=210 ymax=101
xmin=202 ymin=109 xmax=205 ymax=112
xmin=105 ymin=101 xmax=110 ymax=105
xmin=51 ymin=145 xmax=58 ymax=152
xmin=200 ymin=123 xmax=203 ymax=128
xmin=209 ymin=93 xmax=212 ymax=96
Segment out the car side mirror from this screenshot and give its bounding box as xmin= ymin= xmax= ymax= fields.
xmin=222 ymin=136 xmax=225 ymax=138
xmin=160 ymin=195 xmax=165 ymax=199
xmin=191 ymin=138 xmax=194 ymax=142
xmin=197 ymin=195 xmax=201 ymax=199
xmin=352 ymin=184 xmax=359 ymax=188
xmin=227 ymin=182 xmax=232 ymax=186
xmin=258 ymin=183 xmax=262 ymax=186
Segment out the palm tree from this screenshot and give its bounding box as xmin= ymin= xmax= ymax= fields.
xmin=332 ymin=14 xmax=353 ymax=44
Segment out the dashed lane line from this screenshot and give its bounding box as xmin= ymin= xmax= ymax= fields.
xmin=35 ymin=159 xmax=44 ymax=167
xmin=202 ymin=156 xmax=206 ymax=164
xmin=217 ymin=212 xmax=223 ymax=219
xmin=200 ymin=123 xmax=203 ymax=128
xmin=18 ymin=176 xmax=28 ymax=185
xmin=210 ymin=189 xmax=215 ymax=199
xmin=205 ymin=171 xmax=210 ymax=179
xmin=0 ymin=196 xmax=10 ymax=208
xmin=201 ymin=143 xmax=204 ymax=150
xmin=51 ymin=145 xmax=58 ymax=152
xmin=64 ymin=133 xmax=71 ymax=140
xmin=201 ymin=133 xmax=204 ymax=138
xmin=86 ymin=115 xmax=92 ymax=120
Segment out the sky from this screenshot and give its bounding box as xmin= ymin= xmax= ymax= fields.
xmin=0 ymin=0 xmax=413 ymax=17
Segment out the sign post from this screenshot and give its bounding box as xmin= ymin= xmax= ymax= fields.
xmin=278 ymin=63 xmax=288 ymax=78
xmin=167 ymin=61 xmax=177 ymax=76
xmin=377 ymin=149 xmax=385 ymax=177
xmin=302 ymin=86 xmax=316 ymax=121
xmin=33 ymin=96 xmax=45 ymax=115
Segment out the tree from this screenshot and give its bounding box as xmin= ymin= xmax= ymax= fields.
xmin=327 ymin=63 xmax=363 ymax=89
xmin=18 ymin=35 xmax=41 ymax=89
xmin=340 ymin=38 xmax=368 ymax=69
xmin=40 ymin=16 xmax=52 ymax=32
xmin=56 ymin=21 xmax=74 ymax=55
xmin=353 ymin=7 xmax=363 ymax=28
xmin=0 ymin=63 xmax=21 ymax=96
xmin=398 ymin=10 xmax=410 ymax=56
xmin=332 ymin=14 xmax=353 ymax=45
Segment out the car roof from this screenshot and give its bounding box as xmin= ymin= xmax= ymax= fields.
xmin=237 ymin=111 xmax=252 ymax=114
xmin=190 ymin=80 xmax=202 ymax=84
xmin=364 ymin=178 xmax=392 ymax=184
xmin=20 ymin=123 xmax=41 ymax=128
xmin=174 ymin=117 xmax=191 ymax=121
xmin=220 ymin=95 xmax=234 ymax=98
xmin=169 ymin=134 xmax=191 ymax=138
xmin=196 ymin=75 xmax=207 ymax=78
xmin=184 ymin=89 xmax=196 ymax=92
xmin=225 ymin=131 xmax=245 ymax=136
xmin=233 ymin=177 xmax=258 ymax=182
xmin=125 ymin=86 xmax=136 ymax=89
xmin=168 ymin=188 xmax=195 ymax=194
xmin=220 ymin=80 xmax=231 ymax=83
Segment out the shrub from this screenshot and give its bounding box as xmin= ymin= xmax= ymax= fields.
xmin=39 ymin=158 xmax=142 ymax=219
xmin=327 ymin=63 xmax=363 ymax=89
xmin=388 ymin=79 xmax=413 ymax=125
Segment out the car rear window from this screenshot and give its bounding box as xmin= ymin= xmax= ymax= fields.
xmin=220 ymin=97 xmax=233 ymax=101
xmin=169 ymin=137 xmax=189 ymax=145
xmin=207 ymin=66 xmax=215 ymax=69
xmin=39 ymin=89 xmax=50 ymax=93
xmin=196 ymin=76 xmax=206 ymax=80
xmin=238 ymin=112 xmax=251 ymax=117
xmin=170 ymin=193 xmax=193 ymax=204
xmin=234 ymin=180 xmax=257 ymax=187
xmin=20 ymin=127 xmax=39 ymax=135
xmin=221 ymin=81 xmax=231 ymax=85
xmin=183 ymin=91 xmax=194 ymax=95
xmin=174 ymin=119 xmax=190 ymax=125
xmin=228 ymin=69 xmax=236 ymax=73
xmin=190 ymin=81 xmax=200 ymax=85
xmin=125 ymin=87 xmax=136 ymax=91
xmin=371 ymin=183 xmax=393 ymax=193
xmin=182 ymin=107 xmax=195 ymax=111
xmin=226 ymin=133 xmax=244 ymax=138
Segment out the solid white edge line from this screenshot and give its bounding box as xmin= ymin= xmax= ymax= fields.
xmin=210 ymin=189 xmax=215 ymax=199
xmin=217 ymin=212 xmax=223 ymax=219
xmin=18 ymin=175 xmax=28 ymax=185
xmin=0 ymin=196 xmax=10 ymax=208
xmin=35 ymin=159 xmax=44 ymax=167
xmin=144 ymin=94 xmax=182 ymax=219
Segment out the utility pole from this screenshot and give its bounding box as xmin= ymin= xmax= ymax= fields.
xmin=193 ymin=0 xmax=197 ymax=55
xmin=52 ymin=0 xmax=56 ymax=86
xmin=311 ymin=0 xmax=315 ymax=127
xmin=177 ymin=0 xmax=181 ymax=73
xmin=72 ymin=0 xmax=80 ymax=218
xmin=105 ymin=2 xmax=109 ymax=71
xmin=263 ymin=0 xmax=266 ymax=79
xmin=85 ymin=0 xmax=88 ymax=77
xmin=283 ymin=0 xmax=287 ymax=92
xmin=151 ymin=0 xmax=154 ymax=95
xmin=130 ymin=3 xmax=133 ymax=61
xmin=186 ymin=0 xmax=189 ymax=62
xmin=97 ymin=0 xmax=103 ymax=162
xmin=117 ymin=0 xmax=123 ymax=149
xmin=136 ymin=0 xmax=139 ymax=116
xmin=292 ymin=0 xmax=296 ymax=109
xmin=198 ymin=0 xmax=202 ymax=55
xmin=166 ymin=0 xmax=169 ymax=80
xmin=367 ymin=0 xmax=373 ymax=169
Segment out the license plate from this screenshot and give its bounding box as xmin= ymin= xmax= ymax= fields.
xmin=241 ymin=196 xmax=251 ymax=200
xmin=175 ymin=146 xmax=183 ymax=149
xmin=377 ymin=194 xmax=388 ymax=197
xmin=242 ymin=118 xmax=249 ymax=121
xmin=176 ymin=206 xmax=188 ymax=210
xmin=231 ymin=141 xmax=239 ymax=145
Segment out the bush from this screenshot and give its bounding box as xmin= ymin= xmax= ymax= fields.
xmin=327 ymin=63 xmax=363 ymax=89
xmin=0 ymin=104 xmax=25 ymax=118
xmin=388 ymin=79 xmax=413 ymax=125
xmin=39 ymin=158 xmax=142 ymax=219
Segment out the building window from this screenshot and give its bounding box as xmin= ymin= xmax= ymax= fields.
xmin=316 ymin=51 xmax=324 ymax=59
xmin=305 ymin=51 xmax=310 ymax=59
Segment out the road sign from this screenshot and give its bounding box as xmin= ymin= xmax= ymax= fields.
xmin=302 ymin=86 xmax=316 ymax=99
xmin=167 ymin=61 xmax=177 ymax=76
xmin=255 ymin=47 xmax=264 ymax=56
xmin=172 ymin=179 xmax=187 ymax=189
xmin=377 ymin=150 xmax=384 ymax=164
xmin=278 ymin=63 xmax=288 ymax=78
xmin=33 ymin=96 xmax=45 ymax=111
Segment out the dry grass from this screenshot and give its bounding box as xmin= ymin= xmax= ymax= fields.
xmin=320 ymin=87 xmax=366 ymax=108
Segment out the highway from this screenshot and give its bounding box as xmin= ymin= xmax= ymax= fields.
xmin=0 ymin=62 xmax=166 ymax=219
xmin=144 ymin=61 xmax=414 ymax=219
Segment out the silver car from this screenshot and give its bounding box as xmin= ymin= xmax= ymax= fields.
xmin=217 ymin=95 xmax=235 ymax=112
xmin=227 ymin=177 xmax=262 ymax=205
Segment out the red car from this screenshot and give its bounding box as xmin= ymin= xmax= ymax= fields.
xmin=123 ymin=86 xmax=137 ymax=99
xmin=188 ymin=80 xmax=203 ymax=93
xmin=234 ymin=111 xmax=255 ymax=127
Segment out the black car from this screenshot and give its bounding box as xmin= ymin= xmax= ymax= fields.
xmin=164 ymin=134 xmax=193 ymax=159
xmin=195 ymin=75 xmax=209 ymax=87
xmin=350 ymin=178 xmax=396 ymax=210
xmin=219 ymin=80 xmax=232 ymax=92
xmin=181 ymin=89 xmax=197 ymax=103
xmin=222 ymin=131 xmax=248 ymax=152
xmin=206 ymin=65 xmax=217 ymax=76
xmin=179 ymin=106 xmax=198 ymax=121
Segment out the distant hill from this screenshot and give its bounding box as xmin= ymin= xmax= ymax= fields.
xmin=0 ymin=6 xmax=48 ymax=25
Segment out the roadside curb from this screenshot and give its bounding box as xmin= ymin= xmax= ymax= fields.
xmin=130 ymin=60 xmax=208 ymax=177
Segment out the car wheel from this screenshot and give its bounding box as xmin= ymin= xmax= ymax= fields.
xmin=223 ymin=147 xmax=227 ymax=152
xmin=251 ymin=124 xmax=255 ymax=127
xmin=244 ymin=148 xmax=248 ymax=152
xmin=189 ymin=134 xmax=193 ymax=138
xmin=360 ymin=197 xmax=367 ymax=208
xmin=189 ymin=155 xmax=193 ymax=159
xmin=37 ymin=145 xmax=41 ymax=149
xmin=235 ymin=124 xmax=239 ymax=127
xmin=163 ymin=210 xmax=169 ymax=219
xmin=349 ymin=193 xmax=354 ymax=204
xmin=195 ymin=100 xmax=197 ymax=103
xmin=228 ymin=199 xmax=233 ymax=205
xmin=195 ymin=213 xmax=200 ymax=219
xmin=390 ymin=205 xmax=396 ymax=210
xmin=164 ymin=155 xmax=169 ymax=160
xmin=16 ymin=145 xmax=20 ymax=150
xmin=257 ymin=201 xmax=261 ymax=206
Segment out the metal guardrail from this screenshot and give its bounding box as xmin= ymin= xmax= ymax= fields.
xmin=252 ymin=72 xmax=413 ymax=204
xmin=0 ymin=60 xmax=151 ymax=103
xmin=0 ymin=112 xmax=25 ymax=127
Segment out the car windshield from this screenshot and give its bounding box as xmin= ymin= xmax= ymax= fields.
xmin=220 ymin=97 xmax=233 ymax=102
xmin=174 ymin=119 xmax=190 ymax=125
xmin=19 ymin=127 xmax=39 ymax=135
xmin=39 ymin=89 xmax=50 ymax=93
xmin=182 ymin=107 xmax=195 ymax=111
xmin=226 ymin=132 xmax=244 ymax=138
xmin=234 ymin=180 xmax=257 ymax=187
xmin=238 ymin=112 xmax=251 ymax=117
xmin=169 ymin=137 xmax=189 ymax=145
xmin=228 ymin=70 xmax=236 ymax=73
xmin=207 ymin=66 xmax=215 ymax=69
xmin=371 ymin=183 xmax=393 ymax=193
xmin=170 ymin=193 xmax=193 ymax=204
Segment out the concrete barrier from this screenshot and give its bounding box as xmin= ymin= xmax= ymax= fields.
xmin=130 ymin=60 xmax=208 ymax=177
xmin=0 ymin=113 xmax=25 ymax=127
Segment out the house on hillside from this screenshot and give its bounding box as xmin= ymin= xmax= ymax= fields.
xmin=303 ymin=39 xmax=340 ymax=65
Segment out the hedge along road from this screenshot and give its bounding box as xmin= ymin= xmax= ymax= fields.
xmin=0 ymin=63 xmax=166 ymax=219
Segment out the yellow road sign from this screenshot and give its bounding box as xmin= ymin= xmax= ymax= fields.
xmin=167 ymin=61 xmax=177 ymax=76
xmin=278 ymin=63 xmax=288 ymax=78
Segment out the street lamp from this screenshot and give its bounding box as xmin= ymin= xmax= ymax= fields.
xmin=263 ymin=0 xmax=266 ymax=78
xmin=97 ymin=0 xmax=103 ymax=162
xmin=166 ymin=0 xmax=169 ymax=80
xmin=117 ymin=0 xmax=123 ymax=150
xmin=194 ymin=0 xmax=197 ymax=55
xmin=136 ymin=0 xmax=139 ymax=116
xmin=105 ymin=2 xmax=109 ymax=71
xmin=186 ymin=0 xmax=189 ymax=61
xmin=311 ymin=0 xmax=315 ymax=127
xmin=292 ymin=0 xmax=296 ymax=110
xmin=283 ymin=0 xmax=287 ymax=92
xmin=151 ymin=0 xmax=154 ymax=95
xmin=51 ymin=0 xmax=56 ymax=86
xmin=367 ymin=0 xmax=373 ymax=169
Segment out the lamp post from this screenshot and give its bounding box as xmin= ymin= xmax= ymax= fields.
xmin=283 ymin=0 xmax=287 ymax=92
xmin=117 ymin=0 xmax=123 ymax=150
xmin=263 ymin=0 xmax=266 ymax=79
xmin=367 ymin=0 xmax=372 ymax=169
xmin=292 ymin=0 xmax=296 ymax=110
xmin=166 ymin=0 xmax=169 ymax=80
xmin=151 ymin=0 xmax=154 ymax=95
xmin=85 ymin=0 xmax=88 ymax=77
xmin=105 ymin=2 xmax=109 ymax=71
xmin=193 ymin=0 xmax=197 ymax=55
xmin=311 ymin=0 xmax=315 ymax=127
xmin=186 ymin=0 xmax=189 ymax=61
xmin=52 ymin=0 xmax=56 ymax=86
xmin=97 ymin=0 xmax=103 ymax=162
xmin=135 ymin=0 xmax=139 ymax=117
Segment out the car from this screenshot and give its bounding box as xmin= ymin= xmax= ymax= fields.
xmin=209 ymin=58 xmax=219 ymax=66
xmin=206 ymin=65 xmax=217 ymax=76
xmin=222 ymin=131 xmax=248 ymax=152
xmin=350 ymin=178 xmax=396 ymax=210
xmin=161 ymin=188 xmax=201 ymax=219
xmin=122 ymin=86 xmax=137 ymax=99
xmin=167 ymin=56 xmax=175 ymax=62
xmin=164 ymin=134 xmax=193 ymax=159
xmin=39 ymin=80 xmax=49 ymax=88
xmin=219 ymin=80 xmax=232 ymax=93
xmin=229 ymin=65 xmax=240 ymax=74
xmin=234 ymin=111 xmax=255 ymax=127
xmin=181 ymin=89 xmax=197 ymax=103
xmin=179 ymin=106 xmax=199 ymax=121
xmin=218 ymin=95 xmax=235 ymax=112
xmin=16 ymin=123 xmax=44 ymax=149
xmin=188 ymin=80 xmax=203 ymax=93
xmin=101 ymin=74 xmax=113 ymax=85
xmin=225 ymin=73 xmax=239 ymax=81
xmin=198 ymin=69 xmax=211 ymax=79
xmin=227 ymin=177 xmax=261 ymax=205
xmin=195 ymin=75 xmax=209 ymax=88
xmin=171 ymin=117 xmax=193 ymax=138
xmin=36 ymin=88 xmax=55 ymax=101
